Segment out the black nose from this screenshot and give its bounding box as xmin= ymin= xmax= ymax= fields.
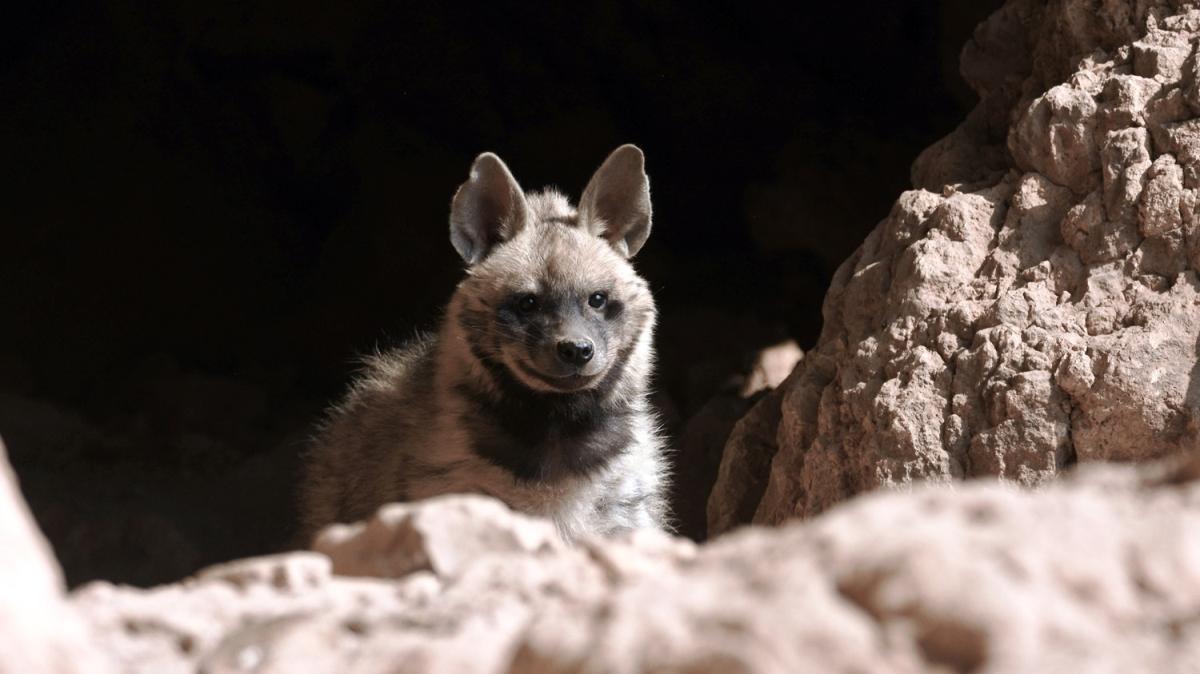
xmin=556 ymin=339 xmax=594 ymax=366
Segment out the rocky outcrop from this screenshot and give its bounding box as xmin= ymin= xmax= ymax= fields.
xmin=709 ymin=0 xmax=1200 ymax=534
xmin=51 ymin=451 xmax=1200 ymax=673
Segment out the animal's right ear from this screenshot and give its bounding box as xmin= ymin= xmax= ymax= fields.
xmin=449 ymin=153 xmax=529 ymax=265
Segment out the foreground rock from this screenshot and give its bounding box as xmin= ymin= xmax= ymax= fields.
xmin=0 ymin=437 xmax=105 ymax=674
xmin=710 ymin=0 xmax=1200 ymax=534
xmin=60 ymin=453 xmax=1200 ymax=673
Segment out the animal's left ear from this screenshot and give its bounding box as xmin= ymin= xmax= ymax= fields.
xmin=579 ymin=144 xmax=652 ymax=258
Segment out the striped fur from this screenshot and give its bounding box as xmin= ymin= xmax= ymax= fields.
xmin=299 ymin=146 xmax=670 ymax=543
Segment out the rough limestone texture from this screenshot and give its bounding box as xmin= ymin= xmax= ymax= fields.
xmin=52 ymin=453 xmax=1200 ymax=673
xmin=709 ymin=0 xmax=1200 ymax=534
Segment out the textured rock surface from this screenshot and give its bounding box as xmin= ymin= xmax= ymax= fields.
xmin=710 ymin=0 xmax=1200 ymax=534
xmin=65 ymin=453 xmax=1200 ymax=673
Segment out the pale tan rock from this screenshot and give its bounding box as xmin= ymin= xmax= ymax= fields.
xmin=68 ymin=455 xmax=1200 ymax=674
xmin=1010 ymin=83 xmax=1101 ymax=193
xmin=312 ymin=494 xmax=564 ymax=578
xmin=0 ymin=436 xmax=107 ymax=674
xmin=738 ymin=340 xmax=803 ymax=398
xmin=710 ymin=0 xmax=1200 ymax=533
xmin=1133 ymin=26 xmax=1192 ymax=81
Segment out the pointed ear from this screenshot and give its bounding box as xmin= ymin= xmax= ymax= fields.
xmin=579 ymin=144 xmax=652 ymax=258
xmin=449 ymin=153 xmax=529 ymax=265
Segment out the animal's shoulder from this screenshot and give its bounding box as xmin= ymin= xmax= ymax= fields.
xmin=321 ymin=334 xmax=439 ymax=426
xmin=350 ymin=334 xmax=437 ymax=392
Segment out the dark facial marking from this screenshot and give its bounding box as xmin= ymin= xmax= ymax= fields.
xmin=453 ymin=275 xmax=653 ymax=483
xmin=458 ymin=306 xmax=492 ymax=334
xmin=457 ymin=340 xmax=640 ymax=483
xmin=498 ymin=293 xmax=558 ymax=352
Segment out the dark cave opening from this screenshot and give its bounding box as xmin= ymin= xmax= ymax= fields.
xmin=0 ymin=0 xmax=1003 ymax=586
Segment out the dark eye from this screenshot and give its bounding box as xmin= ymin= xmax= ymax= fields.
xmin=517 ymin=294 xmax=538 ymax=313
xmin=588 ymin=291 xmax=608 ymax=309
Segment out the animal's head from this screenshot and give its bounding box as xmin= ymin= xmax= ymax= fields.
xmin=448 ymin=145 xmax=655 ymax=394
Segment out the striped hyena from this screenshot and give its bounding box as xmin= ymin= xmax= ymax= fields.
xmin=299 ymin=145 xmax=669 ymax=542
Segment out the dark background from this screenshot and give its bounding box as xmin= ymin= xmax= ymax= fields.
xmin=1 ymin=1 xmax=1003 ymax=587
